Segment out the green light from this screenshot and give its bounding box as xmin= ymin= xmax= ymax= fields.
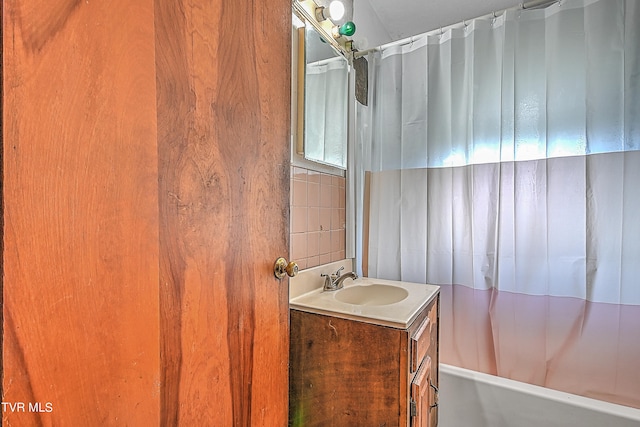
xmin=338 ymin=21 xmax=356 ymax=37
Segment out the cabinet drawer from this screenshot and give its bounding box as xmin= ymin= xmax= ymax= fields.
xmin=411 ymin=316 xmax=431 ymax=373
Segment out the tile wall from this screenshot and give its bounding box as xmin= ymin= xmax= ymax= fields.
xmin=290 ymin=166 xmax=346 ymax=270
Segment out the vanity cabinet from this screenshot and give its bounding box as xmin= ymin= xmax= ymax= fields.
xmin=289 ymin=292 xmax=439 ymax=426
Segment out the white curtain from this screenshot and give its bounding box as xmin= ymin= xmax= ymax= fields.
xmin=355 ymin=0 xmax=640 ymax=407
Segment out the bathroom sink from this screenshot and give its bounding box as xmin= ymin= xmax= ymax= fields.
xmin=335 ymin=284 xmax=409 ymax=306
xmin=289 ymin=270 xmax=440 ymax=328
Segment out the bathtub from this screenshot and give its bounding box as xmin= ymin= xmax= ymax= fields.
xmin=439 ymin=364 xmax=640 ymax=427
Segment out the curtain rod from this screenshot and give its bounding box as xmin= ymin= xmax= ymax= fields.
xmin=353 ymin=0 xmax=559 ymax=58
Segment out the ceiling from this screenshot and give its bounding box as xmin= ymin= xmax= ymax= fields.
xmin=361 ymin=0 xmax=524 ymax=42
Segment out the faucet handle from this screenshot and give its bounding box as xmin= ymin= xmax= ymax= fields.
xmin=321 ymin=273 xmax=334 ymax=291
xmin=333 ymin=266 xmax=345 ymax=277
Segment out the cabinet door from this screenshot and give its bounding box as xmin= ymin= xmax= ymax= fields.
xmin=411 ymin=356 xmax=433 ymax=427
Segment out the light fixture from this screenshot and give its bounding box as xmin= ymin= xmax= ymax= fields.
xmin=332 ymin=21 xmax=356 ymax=38
xmin=294 ymin=0 xmax=357 ymax=54
xmin=328 ymin=1 xmax=345 ymax=20
xmin=314 ymin=0 xmax=345 ymax=22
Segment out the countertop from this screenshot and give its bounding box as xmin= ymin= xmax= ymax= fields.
xmin=290 ymin=276 xmax=440 ymax=329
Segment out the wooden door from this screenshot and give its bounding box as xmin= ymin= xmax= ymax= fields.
xmin=2 ymin=0 xmax=161 ymax=425
xmin=2 ymin=0 xmax=291 ymax=425
xmin=154 ymin=0 xmax=291 ymax=425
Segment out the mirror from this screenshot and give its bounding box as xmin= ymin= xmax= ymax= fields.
xmin=301 ymin=25 xmax=349 ymax=169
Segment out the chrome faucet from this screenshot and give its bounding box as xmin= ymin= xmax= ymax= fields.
xmin=322 ymin=266 xmax=358 ymax=291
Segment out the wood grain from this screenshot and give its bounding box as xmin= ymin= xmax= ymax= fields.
xmin=290 ymin=310 xmax=404 ymax=427
xmin=154 ymin=0 xmax=291 ymax=425
xmin=3 ymin=0 xmax=291 ymax=425
xmin=428 ymin=296 xmax=440 ymax=425
xmin=290 ymin=294 xmax=440 ymax=426
xmin=3 ymin=0 xmax=160 ymax=425
xmin=1 ymin=1 xmax=4 ymax=398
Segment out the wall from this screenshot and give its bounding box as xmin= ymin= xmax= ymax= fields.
xmin=290 ymin=166 xmax=346 ymax=269
xmin=353 ymin=0 xmax=393 ymax=49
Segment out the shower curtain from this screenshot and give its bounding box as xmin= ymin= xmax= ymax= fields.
xmin=355 ymin=0 xmax=640 ymax=408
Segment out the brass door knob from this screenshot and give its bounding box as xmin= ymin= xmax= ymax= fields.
xmin=274 ymin=257 xmax=299 ymax=279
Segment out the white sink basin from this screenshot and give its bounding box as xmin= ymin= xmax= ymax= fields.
xmin=335 ymin=284 xmax=409 ymax=306
xmin=289 ymin=276 xmax=439 ymax=328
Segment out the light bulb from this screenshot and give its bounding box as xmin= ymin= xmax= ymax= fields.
xmin=329 ymin=1 xmax=345 ymax=21
xmin=338 ymin=21 xmax=356 ymax=36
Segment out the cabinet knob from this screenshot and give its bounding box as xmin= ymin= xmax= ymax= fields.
xmin=274 ymin=257 xmax=299 ymax=279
